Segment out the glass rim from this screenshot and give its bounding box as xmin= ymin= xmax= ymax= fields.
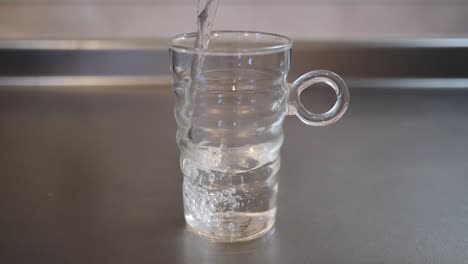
xmin=168 ymin=30 xmax=293 ymax=56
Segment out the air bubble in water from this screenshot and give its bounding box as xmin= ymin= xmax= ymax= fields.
xmin=208 ymin=173 xmax=215 ymax=183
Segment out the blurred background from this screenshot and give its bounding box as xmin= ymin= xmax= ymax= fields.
xmin=0 ymin=0 xmax=467 ymax=39
xmin=1 ymin=0 xmax=468 ymax=87
xmin=3 ymin=1 xmax=468 ymax=263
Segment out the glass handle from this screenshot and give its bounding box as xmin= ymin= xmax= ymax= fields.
xmin=288 ymin=70 xmax=350 ymax=126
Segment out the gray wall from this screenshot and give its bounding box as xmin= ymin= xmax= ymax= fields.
xmin=0 ymin=0 xmax=467 ymax=39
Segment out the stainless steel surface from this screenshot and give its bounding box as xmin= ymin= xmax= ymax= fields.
xmin=4 ymin=39 xmax=468 ymax=50
xmin=0 ymin=39 xmax=168 ymax=50
xmin=0 ymin=76 xmax=171 ymax=89
xmin=2 ymin=40 xmax=468 ymax=89
xmin=2 ymin=87 xmax=468 ymax=263
xmin=0 ymin=49 xmax=169 ymax=77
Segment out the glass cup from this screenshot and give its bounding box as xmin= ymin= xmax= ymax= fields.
xmin=169 ymin=31 xmax=350 ymax=242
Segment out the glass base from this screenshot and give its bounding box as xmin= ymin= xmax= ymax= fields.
xmin=185 ymin=210 xmax=276 ymax=242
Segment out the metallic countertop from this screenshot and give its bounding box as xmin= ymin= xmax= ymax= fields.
xmin=1 ymin=87 xmax=468 ymax=263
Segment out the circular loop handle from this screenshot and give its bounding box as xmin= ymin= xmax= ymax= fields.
xmin=288 ymin=70 xmax=350 ymax=126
